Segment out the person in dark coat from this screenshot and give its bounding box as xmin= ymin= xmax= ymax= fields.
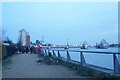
xmin=32 ymin=46 xmax=34 ymax=53
xmin=22 ymin=46 xmax=25 ymax=53
xmin=30 ymin=46 xmax=33 ymax=54
xmin=26 ymin=47 xmax=29 ymax=53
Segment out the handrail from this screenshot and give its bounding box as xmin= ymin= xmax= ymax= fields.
xmin=52 ymin=49 xmax=120 ymax=54
xmin=42 ymin=46 xmax=120 ymax=54
xmin=42 ymin=47 xmax=120 ymax=74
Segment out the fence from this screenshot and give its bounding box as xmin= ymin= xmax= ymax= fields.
xmin=42 ymin=47 xmax=120 ymax=74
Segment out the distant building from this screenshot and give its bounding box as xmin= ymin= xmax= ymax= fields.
xmin=96 ymin=39 xmax=108 ymax=49
xmin=19 ymin=29 xmax=30 ymax=47
xmin=80 ymin=41 xmax=88 ymax=49
xmin=26 ymin=33 xmax=30 ymax=47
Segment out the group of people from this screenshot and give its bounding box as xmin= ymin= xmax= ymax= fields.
xmin=18 ymin=46 xmax=29 ymax=53
xmin=18 ymin=44 xmax=42 ymax=54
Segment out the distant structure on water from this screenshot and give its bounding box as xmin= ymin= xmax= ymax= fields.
xmin=64 ymin=38 xmax=69 ymax=49
xmin=96 ymin=39 xmax=108 ymax=49
xmin=80 ymin=41 xmax=88 ymax=49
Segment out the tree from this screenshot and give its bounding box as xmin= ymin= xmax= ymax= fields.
xmin=4 ymin=37 xmax=12 ymax=44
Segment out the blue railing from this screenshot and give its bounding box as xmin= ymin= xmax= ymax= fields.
xmin=42 ymin=47 xmax=120 ymax=74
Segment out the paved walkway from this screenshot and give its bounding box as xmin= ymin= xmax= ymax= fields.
xmin=2 ymin=53 xmax=83 ymax=78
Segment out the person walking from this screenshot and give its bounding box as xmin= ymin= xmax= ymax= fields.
xmin=26 ymin=47 xmax=29 ymax=53
xmin=37 ymin=44 xmax=42 ymax=62
xmin=37 ymin=45 xmax=41 ymax=54
xmin=30 ymin=46 xmax=32 ymax=54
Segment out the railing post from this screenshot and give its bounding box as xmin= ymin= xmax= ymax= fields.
xmin=45 ymin=50 xmax=47 ymax=55
xmin=48 ymin=47 xmax=50 ymax=53
xmin=48 ymin=47 xmax=52 ymax=57
xmin=80 ymin=52 xmax=86 ymax=64
xmin=67 ymin=50 xmax=71 ymax=61
xmin=113 ymin=54 xmax=120 ymax=74
xmin=41 ymin=48 xmax=43 ymax=55
xmin=118 ymin=53 xmax=120 ymax=65
xmin=52 ymin=50 xmax=56 ymax=57
xmin=58 ymin=50 xmax=61 ymax=59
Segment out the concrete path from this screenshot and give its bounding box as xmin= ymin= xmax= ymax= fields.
xmin=2 ymin=53 xmax=83 ymax=78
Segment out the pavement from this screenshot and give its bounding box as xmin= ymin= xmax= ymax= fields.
xmin=2 ymin=53 xmax=83 ymax=78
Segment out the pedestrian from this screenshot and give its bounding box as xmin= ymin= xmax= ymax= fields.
xmin=19 ymin=47 xmax=22 ymax=53
xmin=30 ymin=46 xmax=33 ymax=54
xmin=37 ymin=45 xmax=40 ymax=53
xmin=26 ymin=47 xmax=29 ymax=53
xmin=22 ymin=46 xmax=25 ymax=53
xmin=37 ymin=44 xmax=42 ymax=62
xmin=33 ymin=46 xmax=36 ymax=54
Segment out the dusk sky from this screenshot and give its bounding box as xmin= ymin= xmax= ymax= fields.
xmin=2 ymin=2 xmax=118 ymax=45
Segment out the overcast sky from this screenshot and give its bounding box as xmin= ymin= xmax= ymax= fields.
xmin=2 ymin=2 xmax=118 ymax=45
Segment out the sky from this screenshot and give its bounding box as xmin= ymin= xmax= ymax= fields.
xmin=2 ymin=2 xmax=118 ymax=45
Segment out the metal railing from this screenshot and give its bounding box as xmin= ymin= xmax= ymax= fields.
xmin=42 ymin=47 xmax=120 ymax=74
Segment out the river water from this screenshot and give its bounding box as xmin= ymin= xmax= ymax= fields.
xmin=50 ymin=47 xmax=119 ymax=70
